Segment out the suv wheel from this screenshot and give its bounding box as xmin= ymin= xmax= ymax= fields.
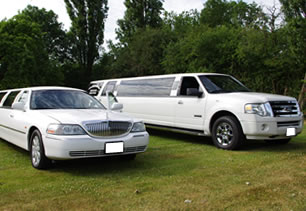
xmin=212 ymin=116 xmax=245 ymax=150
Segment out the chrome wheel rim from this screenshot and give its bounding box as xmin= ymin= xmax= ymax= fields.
xmin=32 ymin=136 xmax=41 ymax=166
xmin=216 ymin=122 xmax=234 ymax=146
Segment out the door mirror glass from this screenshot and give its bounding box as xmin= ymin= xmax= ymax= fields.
xmin=107 ymin=92 xmax=123 ymax=110
xmin=111 ymin=103 xmax=123 ymax=111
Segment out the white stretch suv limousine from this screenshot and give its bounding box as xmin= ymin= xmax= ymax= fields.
xmin=89 ymin=73 xmax=304 ymax=150
xmin=0 ymin=87 xmax=149 ymax=169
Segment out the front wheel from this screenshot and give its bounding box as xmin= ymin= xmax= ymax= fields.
xmin=212 ymin=116 xmax=245 ymax=150
xmin=30 ymin=130 xmax=51 ymax=169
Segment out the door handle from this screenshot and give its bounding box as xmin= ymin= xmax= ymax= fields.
xmin=9 ymin=114 xmax=14 ymax=118
xmin=178 ymin=100 xmax=183 ymax=105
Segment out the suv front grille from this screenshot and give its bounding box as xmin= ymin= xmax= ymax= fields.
xmin=269 ymin=101 xmax=299 ymax=117
xmin=277 ymin=121 xmax=300 ymax=128
xmin=83 ymin=121 xmax=132 ymax=137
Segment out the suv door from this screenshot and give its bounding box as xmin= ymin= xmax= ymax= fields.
xmin=174 ymin=76 xmax=206 ymax=131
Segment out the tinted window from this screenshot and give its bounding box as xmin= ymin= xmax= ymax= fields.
xmin=102 ymin=81 xmax=117 ymax=96
xmin=179 ymin=77 xmax=200 ymax=96
xmin=30 ymin=90 xmax=105 ymax=110
xmin=0 ymin=92 xmax=7 ymax=104
xmin=2 ymin=91 xmax=20 ymax=107
xmin=117 ymin=77 xmax=175 ymax=97
xmin=199 ymin=75 xmax=250 ymax=93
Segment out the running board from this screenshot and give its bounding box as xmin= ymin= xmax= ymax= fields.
xmin=145 ymin=124 xmax=206 ymax=136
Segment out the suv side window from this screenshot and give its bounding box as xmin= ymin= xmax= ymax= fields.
xmin=102 ymin=81 xmax=117 ymax=96
xmin=179 ymin=77 xmax=200 ymax=96
xmin=2 ymin=91 xmax=21 ymax=108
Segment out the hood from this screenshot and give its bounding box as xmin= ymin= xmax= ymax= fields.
xmin=210 ymin=92 xmax=297 ymax=104
xmin=37 ymin=109 xmax=133 ymax=125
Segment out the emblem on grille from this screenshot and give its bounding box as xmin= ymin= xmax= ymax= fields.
xmin=281 ymin=107 xmax=292 ymax=112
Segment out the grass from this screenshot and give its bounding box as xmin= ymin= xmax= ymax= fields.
xmin=0 ymin=125 xmax=305 ymax=211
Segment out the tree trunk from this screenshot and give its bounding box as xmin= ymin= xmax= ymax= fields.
xmin=298 ymin=73 xmax=306 ymax=113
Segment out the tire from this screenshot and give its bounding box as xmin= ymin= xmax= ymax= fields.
xmin=30 ymin=129 xmax=51 ymax=169
xmin=212 ymin=116 xmax=245 ymax=150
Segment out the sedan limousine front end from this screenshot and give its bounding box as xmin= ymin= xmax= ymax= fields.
xmin=0 ymin=87 xmax=149 ymax=169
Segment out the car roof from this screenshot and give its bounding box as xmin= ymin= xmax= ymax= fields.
xmin=0 ymin=86 xmax=83 ymax=93
xmin=90 ymin=73 xmax=229 ymax=84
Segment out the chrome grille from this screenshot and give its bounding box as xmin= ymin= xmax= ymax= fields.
xmin=69 ymin=150 xmax=104 ymax=157
xmin=83 ymin=121 xmax=132 ymax=137
xmin=269 ymin=101 xmax=299 ymax=117
xmin=69 ymin=145 xmax=147 ymax=157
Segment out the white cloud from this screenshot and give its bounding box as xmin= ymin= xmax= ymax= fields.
xmin=244 ymin=0 xmax=280 ymax=9
xmin=104 ymin=0 xmax=125 ymax=45
xmin=164 ymin=0 xmax=204 ymax=14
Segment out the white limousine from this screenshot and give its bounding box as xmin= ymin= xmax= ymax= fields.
xmin=0 ymin=87 xmax=149 ymax=169
xmin=89 ymin=73 xmax=303 ymax=150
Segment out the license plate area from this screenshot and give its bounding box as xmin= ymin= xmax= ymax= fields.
xmin=105 ymin=142 xmax=124 ymax=154
xmin=286 ymin=128 xmax=296 ymax=137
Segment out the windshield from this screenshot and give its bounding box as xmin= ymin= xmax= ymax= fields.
xmin=199 ymin=75 xmax=250 ymax=94
xmin=30 ymin=90 xmax=105 ymax=110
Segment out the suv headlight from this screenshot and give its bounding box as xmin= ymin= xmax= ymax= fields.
xmin=47 ymin=124 xmax=86 ymax=135
xmin=245 ymin=103 xmax=273 ymax=117
xmin=131 ymin=122 xmax=146 ymax=132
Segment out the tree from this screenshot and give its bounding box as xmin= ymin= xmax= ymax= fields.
xmin=200 ymin=0 xmax=267 ymax=28
xmin=279 ymin=0 xmax=305 ymax=109
xmin=116 ymin=0 xmax=164 ymax=44
xmin=64 ymin=0 xmax=109 ymax=87
xmin=163 ymin=25 xmax=240 ymax=74
xmin=0 ymin=16 xmax=63 ymax=89
xmin=20 ymin=5 xmax=69 ymax=63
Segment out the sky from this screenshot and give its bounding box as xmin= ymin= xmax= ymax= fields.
xmin=0 ymin=0 xmax=281 ymax=46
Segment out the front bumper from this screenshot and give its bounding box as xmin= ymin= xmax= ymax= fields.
xmin=43 ymin=132 xmax=149 ymax=160
xmin=240 ymin=115 xmax=304 ymax=140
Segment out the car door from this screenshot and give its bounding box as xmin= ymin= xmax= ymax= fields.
xmin=0 ymin=91 xmax=9 ymax=139
xmin=0 ymin=90 xmax=29 ymax=149
xmin=174 ymin=76 xmax=206 ymax=131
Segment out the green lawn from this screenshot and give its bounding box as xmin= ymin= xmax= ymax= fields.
xmin=0 ymin=126 xmax=305 ymax=211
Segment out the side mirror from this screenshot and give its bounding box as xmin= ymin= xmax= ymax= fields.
xmin=186 ymin=88 xmax=203 ymax=98
xmin=111 ymin=103 xmax=123 ymax=111
xmin=12 ymin=102 xmax=26 ymax=111
xmin=106 ymin=91 xmax=122 ymax=111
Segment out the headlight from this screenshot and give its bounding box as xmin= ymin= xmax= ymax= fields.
xmin=131 ymin=122 xmax=146 ymax=132
xmin=47 ymin=124 xmax=86 ymax=135
xmin=245 ymin=103 xmax=273 ymax=117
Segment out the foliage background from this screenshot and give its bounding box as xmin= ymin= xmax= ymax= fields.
xmin=0 ymin=0 xmax=305 ymax=101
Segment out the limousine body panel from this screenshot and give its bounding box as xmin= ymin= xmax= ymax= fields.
xmin=117 ymin=96 xmax=176 ymax=127
xmin=89 ymin=73 xmax=303 ymax=150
